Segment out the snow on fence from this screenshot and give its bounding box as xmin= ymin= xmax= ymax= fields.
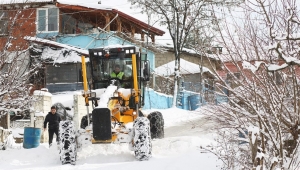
xmin=143 ymin=88 xmax=173 ymax=109
xmin=143 ymin=88 xmax=228 ymax=110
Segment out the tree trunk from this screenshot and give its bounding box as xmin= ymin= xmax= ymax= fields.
xmin=0 ymin=113 xmax=9 ymax=129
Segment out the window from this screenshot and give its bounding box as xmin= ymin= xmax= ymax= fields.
xmin=37 ymin=8 xmax=58 ymax=32
xmin=0 ymin=10 xmax=8 ymax=36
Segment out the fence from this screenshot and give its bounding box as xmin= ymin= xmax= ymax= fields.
xmin=146 ymin=74 xmax=229 ymax=110
xmin=143 ymin=88 xmax=228 ymax=110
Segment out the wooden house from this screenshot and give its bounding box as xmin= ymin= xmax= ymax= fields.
xmin=0 ymin=0 xmax=165 ymax=93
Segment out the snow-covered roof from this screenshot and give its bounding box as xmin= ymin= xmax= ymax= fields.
xmin=155 ymin=58 xmax=213 ymax=76
xmin=157 ymin=44 xmax=220 ymax=60
xmin=40 ymin=46 xmax=87 ymax=64
xmin=25 ymin=36 xmax=89 ymax=55
xmin=24 ymin=36 xmax=89 ymax=63
xmin=25 ymin=37 xmax=146 ymax=64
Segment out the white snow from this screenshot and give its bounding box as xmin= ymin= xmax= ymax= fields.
xmin=268 ymin=63 xmax=289 ymax=71
xmin=25 ymin=36 xmax=89 ymax=56
xmin=97 ymin=85 xmax=118 ymax=108
xmin=242 ymin=61 xmax=259 ymax=73
xmin=155 ymin=58 xmax=213 ymax=76
xmin=117 ymin=88 xmax=131 ymax=98
xmin=33 ymin=90 xmax=52 ymax=97
xmin=40 ymin=46 xmax=85 ymax=64
xmin=0 ymin=91 xmax=222 ymax=169
xmin=0 ymin=1 xmax=221 ymax=168
xmin=248 ymin=125 xmax=259 ymax=145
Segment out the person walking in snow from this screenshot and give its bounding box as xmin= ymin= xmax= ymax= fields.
xmin=43 ymin=106 xmax=61 ymax=147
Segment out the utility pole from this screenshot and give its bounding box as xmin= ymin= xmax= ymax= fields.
xmin=172 ymin=0 xmax=179 ymax=108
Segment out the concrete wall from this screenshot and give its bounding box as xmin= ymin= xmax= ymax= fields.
xmin=32 ymin=91 xmax=52 ymax=116
xmin=143 ymin=88 xmax=201 ymax=110
xmin=143 ymin=88 xmax=228 ymax=110
xmin=32 ymin=90 xmax=53 ymax=143
xmin=73 ymin=93 xmax=93 ymax=131
xmin=143 ymin=89 xmax=173 ymax=109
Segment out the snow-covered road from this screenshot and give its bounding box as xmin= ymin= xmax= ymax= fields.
xmin=165 ymin=115 xmax=215 ymax=138
xmin=0 ymin=108 xmax=222 ymax=170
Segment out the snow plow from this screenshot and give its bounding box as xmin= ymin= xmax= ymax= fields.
xmin=58 ymin=46 xmax=164 ymax=165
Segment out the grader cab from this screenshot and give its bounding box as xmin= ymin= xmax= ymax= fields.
xmin=58 ymin=46 xmax=164 ymax=165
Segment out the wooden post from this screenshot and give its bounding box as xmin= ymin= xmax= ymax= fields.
xmin=105 ymin=14 xmax=110 ymax=31
xmin=141 ymin=32 xmax=145 ymax=42
xmin=0 ymin=113 xmax=9 ymax=129
xmin=150 ymin=34 xmax=155 ymax=43
xmin=116 ymin=18 xmax=122 ymax=32
xmin=131 ymin=26 xmax=135 ymax=39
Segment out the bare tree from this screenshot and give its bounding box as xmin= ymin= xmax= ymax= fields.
xmin=204 ymin=0 xmax=300 ymax=169
xmin=129 ymin=0 xmax=243 ymax=107
xmin=0 ymin=6 xmax=43 ymax=126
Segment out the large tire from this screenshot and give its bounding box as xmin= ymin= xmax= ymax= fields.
xmin=133 ymin=117 xmax=152 ymax=161
xmin=59 ymin=120 xmax=77 ymax=165
xmin=147 ymin=111 xmax=164 ymax=139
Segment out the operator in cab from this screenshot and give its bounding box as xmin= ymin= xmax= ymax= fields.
xmin=110 ymin=64 xmax=124 ymax=80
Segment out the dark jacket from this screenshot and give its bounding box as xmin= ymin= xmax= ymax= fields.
xmin=44 ymin=112 xmax=62 ymax=129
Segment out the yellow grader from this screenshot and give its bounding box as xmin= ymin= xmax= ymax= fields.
xmin=58 ymin=45 xmax=164 ymax=165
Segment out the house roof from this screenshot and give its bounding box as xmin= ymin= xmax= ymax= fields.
xmin=0 ymin=0 xmax=165 ymax=37
xmin=159 ymin=44 xmax=220 ymax=61
xmin=25 ymin=36 xmax=89 ymax=63
xmin=55 ymin=2 xmax=165 ymax=36
xmin=24 ymin=36 xmax=89 ymax=55
xmin=155 ymin=58 xmax=213 ymax=76
xmin=25 ymin=36 xmax=151 ymax=64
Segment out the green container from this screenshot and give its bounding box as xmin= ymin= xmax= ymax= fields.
xmin=23 ymin=127 xmax=41 ymax=149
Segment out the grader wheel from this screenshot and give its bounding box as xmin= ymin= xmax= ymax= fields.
xmin=147 ymin=111 xmax=164 ymax=139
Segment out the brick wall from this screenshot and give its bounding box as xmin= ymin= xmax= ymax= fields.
xmin=0 ymin=8 xmax=36 ymax=51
